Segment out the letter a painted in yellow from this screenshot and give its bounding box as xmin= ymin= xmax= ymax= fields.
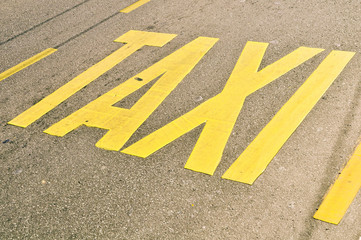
xmin=9 ymin=30 xmax=177 ymax=128
xmin=44 ymin=37 xmax=219 ymax=151
xmin=122 ymin=42 xmax=323 ymax=175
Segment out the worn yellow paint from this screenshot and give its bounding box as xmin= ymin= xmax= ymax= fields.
xmin=0 ymin=48 xmax=57 ymax=82
xmin=314 ymin=142 xmax=361 ymax=224
xmin=122 ymin=42 xmax=324 ymax=175
xmin=120 ymin=0 xmax=151 ymax=13
xmin=222 ymin=50 xmax=355 ymax=184
xmin=44 ymin=37 xmax=218 ymax=151
xmin=8 ymin=30 xmax=176 ymax=128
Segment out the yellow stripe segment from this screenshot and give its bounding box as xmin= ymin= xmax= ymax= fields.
xmin=44 ymin=37 xmax=218 ymax=151
xmin=0 ymin=48 xmax=57 ymax=82
xmin=8 ymin=31 xmax=176 ymax=128
xmin=122 ymin=42 xmax=324 ymax=175
xmin=120 ymin=0 xmax=151 ymax=13
xmin=222 ymin=50 xmax=355 ymax=184
xmin=314 ymin=143 xmax=361 ymax=224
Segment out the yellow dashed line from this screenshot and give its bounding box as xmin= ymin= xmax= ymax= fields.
xmin=0 ymin=48 xmax=57 ymax=82
xmin=314 ymin=143 xmax=361 ymax=224
xmin=120 ymin=0 xmax=151 ymax=13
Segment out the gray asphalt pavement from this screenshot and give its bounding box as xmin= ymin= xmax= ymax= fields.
xmin=1 ymin=0 xmax=361 ymax=239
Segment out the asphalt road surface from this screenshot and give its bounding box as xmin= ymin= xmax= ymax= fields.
xmin=1 ymin=0 xmax=361 ymax=239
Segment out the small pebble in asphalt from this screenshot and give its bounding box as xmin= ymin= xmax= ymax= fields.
xmin=13 ymin=169 xmax=23 ymax=175
xmin=195 ymin=96 xmax=203 ymax=102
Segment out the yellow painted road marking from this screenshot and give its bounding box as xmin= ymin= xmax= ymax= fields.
xmin=222 ymin=50 xmax=355 ymax=184
xmin=0 ymin=48 xmax=57 ymax=82
xmin=8 ymin=30 xmax=176 ymax=128
xmin=120 ymin=0 xmax=151 ymax=13
xmin=122 ymin=42 xmax=323 ymax=175
xmin=44 ymin=37 xmax=218 ymax=151
xmin=314 ymin=143 xmax=361 ymax=224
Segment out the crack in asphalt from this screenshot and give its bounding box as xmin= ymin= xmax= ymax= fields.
xmin=0 ymin=0 xmax=92 ymax=46
xmin=54 ymin=12 xmax=120 ymax=49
